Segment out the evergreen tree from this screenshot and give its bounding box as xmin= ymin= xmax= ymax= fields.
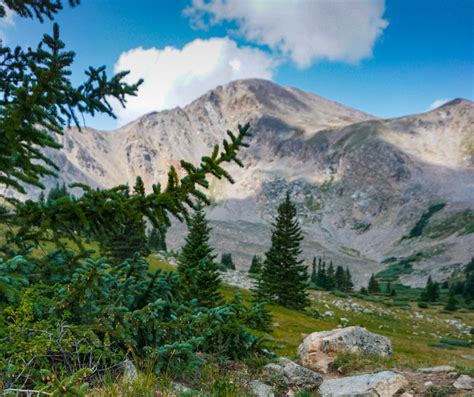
xmin=310 ymin=257 xmax=318 ymax=285
xmin=444 ymin=287 xmax=458 ymax=311
xmin=256 ymin=193 xmax=309 ymax=309
xmin=390 ymin=288 xmax=397 ymax=297
xmin=326 ymin=261 xmax=336 ymax=290
xmin=385 ymin=281 xmax=392 ymax=295
xmin=463 ymin=272 xmax=474 ymax=302
xmin=177 ymin=208 xmax=221 ymax=307
xmin=148 ymin=227 xmax=167 ymax=252
xmin=368 ymin=274 xmax=380 ymax=294
xmin=343 ymin=267 xmax=354 ymax=292
xmin=47 ymin=182 xmax=69 ymax=202
xmin=249 ymin=255 xmax=263 ymax=274
xmin=221 ymin=253 xmax=235 ymax=270
xmin=335 ymin=265 xmax=345 ymax=290
xmin=420 ymin=276 xmax=440 ymax=302
xmin=360 ymin=287 xmax=369 ymax=295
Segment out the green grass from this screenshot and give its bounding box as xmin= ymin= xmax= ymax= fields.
xmin=149 ymin=258 xmax=474 ymax=371
xmin=403 ymin=203 xmax=446 ymax=240
xmin=425 ymin=209 xmax=474 ymax=238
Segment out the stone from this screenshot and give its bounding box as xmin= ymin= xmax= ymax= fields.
xmin=319 ymin=371 xmax=408 ymax=397
xmin=417 ymin=365 xmax=456 ymax=373
xmin=277 ymin=357 xmax=323 ymax=390
xmin=453 ymin=374 xmax=474 ymax=390
xmin=298 ymin=326 xmax=392 ymax=373
xmin=121 ymin=359 xmax=138 ymax=383
xmin=171 ymin=382 xmax=192 ymax=394
xmin=249 ymin=380 xmax=274 ymax=397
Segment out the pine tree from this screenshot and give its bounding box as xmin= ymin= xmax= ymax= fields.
xmin=335 ymin=265 xmax=345 ymax=290
xmin=385 ymin=281 xmax=392 ymax=295
xmin=319 ymin=261 xmax=328 ymax=289
xmin=249 ymin=255 xmax=263 ymax=274
xmin=221 ymin=253 xmax=235 ymax=270
xmin=256 ymin=193 xmax=309 ymax=309
xmin=360 ymin=287 xmax=369 ymax=295
xmin=177 ymin=208 xmax=221 ymax=307
xmin=316 ymin=258 xmax=324 ymax=287
xmin=47 ymin=182 xmax=69 ymax=202
xmin=343 ymin=267 xmax=354 ymax=292
xmin=148 ymin=227 xmax=167 ymax=252
xmin=420 ymin=276 xmax=440 ymax=302
xmin=444 ymin=287 xmax=458 ymax=311
xmin=368 ymin=274 xmax=380 ymax=294
xmin=310 ymin=257 xmax=317 ymax=285
xmin=326 ymin=261 xmax=336 ymax=290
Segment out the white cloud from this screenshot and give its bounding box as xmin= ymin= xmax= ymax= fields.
xmin=184 ymin=0 xmax=388 ymax=68
xmin=113 ymin=37 xmax=274 ymax=124
xmin=428 ymin=98 xmax=451 ymax=110
xmin=0 ymin=2 xmax=15 ymax=42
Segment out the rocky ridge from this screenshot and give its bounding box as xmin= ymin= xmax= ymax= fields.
xmin=20 ymin=79 xmax=474 ymax=286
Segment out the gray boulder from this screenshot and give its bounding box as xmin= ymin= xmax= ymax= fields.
xmin=319 ymin=371 xmax=408 ymax=397
xmin=453 ymin=374 xmax=474 ymax=390
xmin=298 ymin=326 xmax=392 ymax=373
xmin=249 ymin=380 xmax=275 ymax=397
xmin=278 ymin=358 xmax=323 ymax=389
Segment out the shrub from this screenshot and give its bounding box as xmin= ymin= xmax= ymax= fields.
xmin=439 ymin=338 xmax=472 ymax=347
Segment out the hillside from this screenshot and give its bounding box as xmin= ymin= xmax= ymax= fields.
xmin=19 ymin=79 xmax=474 ymax=287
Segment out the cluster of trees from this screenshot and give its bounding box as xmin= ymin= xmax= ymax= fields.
xmin=309 ymin=257 xmax=354 ymax=292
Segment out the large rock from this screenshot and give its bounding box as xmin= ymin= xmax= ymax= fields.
xmin=249 ymin=380 xmax=275 ymax=397
xmin=319 ymin=371 xmax=408 ymax=397
xmin=262 ymin=358 xmax=323 ymax=391
xmin=298 ymin=326 xmax=392 ymax=373
xmin=453 ymin=374 xmax=474 ymax=390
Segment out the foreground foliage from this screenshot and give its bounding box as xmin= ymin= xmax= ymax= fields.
xmin=0 ymin=251 xmax=270 ymax=393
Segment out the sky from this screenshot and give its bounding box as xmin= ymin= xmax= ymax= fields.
xmin=1 ymin=0 xmax=473 ymax=130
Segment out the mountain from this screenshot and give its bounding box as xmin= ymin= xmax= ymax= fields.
xmin=29 ymin=79 xmax=474 ymax=287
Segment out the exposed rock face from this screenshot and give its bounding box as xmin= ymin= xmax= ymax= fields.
xmin=18 ymin=79 xmax=474 ymax=286
xmin=318 ymin=371 xmax=408 ymax=397
xmin=298 ymin=326 xmax=392 ymax=373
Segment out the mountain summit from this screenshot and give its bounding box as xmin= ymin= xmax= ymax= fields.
xmin=37 ymin=79 xmax=474 ymax=286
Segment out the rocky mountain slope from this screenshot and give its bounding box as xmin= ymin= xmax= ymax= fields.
xmin=25 ymin=79 xmax=474 ymax=287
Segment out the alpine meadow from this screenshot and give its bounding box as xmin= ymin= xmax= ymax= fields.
xmin=0 ymin=1 xmax=473 ymax=396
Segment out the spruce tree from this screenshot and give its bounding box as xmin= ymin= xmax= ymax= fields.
xmin=385 ymin=281 xmax=392 ymax=295
xmin=256 ymin=193 xmax=309 ymax=310
xmin=343 ymin=267 xmax=354 ymax=292
xmin=444 ymin=287 xmax=458 ymax=311
xmin=177 ymin=208 xmax=221 ymax=307
xmin=148 ymin=227 xmax=167 ymax=252
xmin=335 ymin=265 xmax=345 ymax=290
xmin=310 ymin=257 xmax=318 ymax=285
xmin=368 ymin=274 xmax=380 ymax=294
xmin=326 ymin=261 xmax=336 ymax=290
xmin=421 ymin=276 xmax=440 ymax=302
xmin=249 ymin=255 xmax=263 ymax=274
xmin=221 ymin=253 xmax=235 ymax=270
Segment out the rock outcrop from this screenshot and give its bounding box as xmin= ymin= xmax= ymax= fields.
xmin=318 ymin=371 xmax=408 ymax=397
xmin=262 ymin=358 xmax=323 ymax=391
xmin=298 ymin=326 xmax=392 ymax=373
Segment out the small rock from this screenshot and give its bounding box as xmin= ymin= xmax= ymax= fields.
xmin=319 ymin=371 xmax=408 ymax=397
xmin=277 ymin=358 xmax=323 ymax=390
xmin=400 ymin=393 xmax=414 ymax=397
xmin=273 ymin=322 xmax=280 ymax=328
xmin=424 ymin=381 xmax=433 ymax=387
xmin=453 ymin=374 xmax=474 ymax=390
xmin=418 ymin=365 xmax=455 ymax=373
xmin=298 ymin=326 xmax=392 ymax=373
xmin=249 ymin=380 xmax=274 ymax=397
xmin=122 ymin=359 xmax=138 ymax=383
xmin=171 ymin=382 xmax=192 ymax=394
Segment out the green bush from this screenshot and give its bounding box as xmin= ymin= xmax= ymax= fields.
xmin=439 ymin=337 xmax=472 ymax=347
xmin=0 ymin=251 xmax=269 ymax=393
xmin=417 ymin=302 xmax=429 ymax=309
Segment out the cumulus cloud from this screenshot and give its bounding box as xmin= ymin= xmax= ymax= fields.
xmin=113 ymin=37 xmax=274 ymax=124
xmin=184 ymin=0 xmax=388 ymax=68
xmin=428 ymin=98 xmax=451 ymax=110
xmin=0 ymin=2 xmax=15 ymax=42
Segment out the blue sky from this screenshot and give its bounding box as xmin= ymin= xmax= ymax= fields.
xmin=2 ymin=0 xmax=473 ymax=129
